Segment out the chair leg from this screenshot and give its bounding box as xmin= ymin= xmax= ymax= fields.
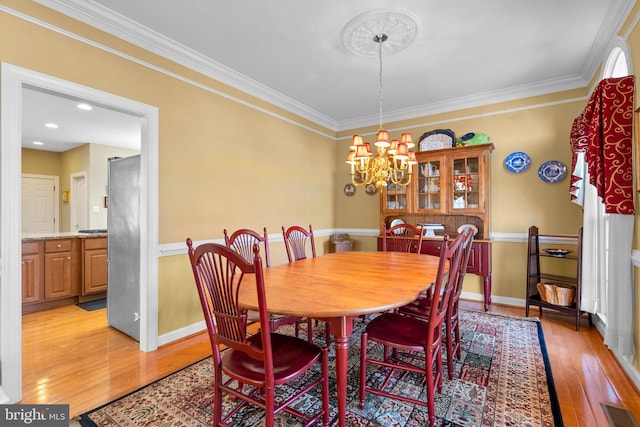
xmin=454 ymin=321 xmax=462 ymax=359
xmin=214 ymin=367 xmax=223 ymax=426
xmin=307 ymin=318 xmax=313 ymax=342
xmin=359 ymin=332 xmax=368 ymax=409
xmin=425 ymin=352 xmax=436 ymax=427
xmin=321 ymin=348 xmax=330 ymax=426
xmin=445 ymin=321 xmax=454 ymax=380
xmin=264 ymin=385 xmax=275 ymax=427
xmin=325 ymin=323 xmax=331 ymax=347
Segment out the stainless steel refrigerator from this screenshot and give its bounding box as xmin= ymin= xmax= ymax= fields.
xmin=107 ymin=155 xmax=141 ymax=341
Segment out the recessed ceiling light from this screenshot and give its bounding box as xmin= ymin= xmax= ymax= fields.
xmin=77 ymin=103 xmax=92 ymax=110
xmin=45 ymin=122 xmax=58 ymax=129
xmin=32 ymin=141 xmax=44 ymax=146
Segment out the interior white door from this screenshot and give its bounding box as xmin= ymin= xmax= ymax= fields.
xmin=21 ymin=175 xmax=58 ymax=234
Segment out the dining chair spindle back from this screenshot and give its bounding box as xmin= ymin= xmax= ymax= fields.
xmin=397 ymin=227 xmax=474 ymax=379
xmin=281 ymin=224 xmax=331 ymax=346
xmin=186 ymin=239 xmax=329 ymax=427
xmin=282 ymin=224 xmax=316 ymax=262
xmin=381 ymin=222 xmax=423 ymax=253
xmin=224 ymin=227 xmax=271 ymax=267
xmin=359 ymin=232 xmax=466 ymax=427
xmin=224 ymin=227 xmax=306 ymax=338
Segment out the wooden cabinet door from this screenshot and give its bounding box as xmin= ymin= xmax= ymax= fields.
xmin=44 ymin=252 xmax=73 ymax=300
xmin=22 ymin=253 xmax=42 ymax=303
xmin=83 ymin=249 xmax=108 ymax=294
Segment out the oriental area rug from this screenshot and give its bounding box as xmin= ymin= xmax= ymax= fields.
xmin=77 ymin=310 xmax=563 ymax=426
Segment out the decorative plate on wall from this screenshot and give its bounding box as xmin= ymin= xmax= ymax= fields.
xmin=365 ymin=183 xmax=377 ymax=195
xmin=537 ymin=160 xmax=567 ymax=183
xmin=504 ymin=151 xmax=531 ymax=173
xmin=343 ymin=183 xmax=356 ymax=196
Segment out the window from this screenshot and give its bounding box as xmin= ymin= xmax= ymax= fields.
xmin=590 ymin=37 xmax=632 ymax=326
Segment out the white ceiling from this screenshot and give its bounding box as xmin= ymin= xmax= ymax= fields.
xmin=22 ymin=87 xmax=142 ymax=152
xmin=24 ymin=0 xmax=635 ymax=152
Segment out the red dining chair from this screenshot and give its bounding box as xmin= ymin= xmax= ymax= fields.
xmin=281 ymin=224 xmax=330 ymax=347
xmin=381 ymin=222 xmax=423 ymax=253
xmin=186 ymin=239 xmax=329 ymax=427
xmin=397 ymin=226 xmax=474 ymax=379
xmin=359 ymin=232 xmax=465 ymax=427
xmin=224 ymin=227 xmax=306 ymax=339
xmin=282 ymin=224 xmax=317 ymax=262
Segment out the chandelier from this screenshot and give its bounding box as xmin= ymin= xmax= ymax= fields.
xmin=345 ymin=32 xmax=417 ymax=189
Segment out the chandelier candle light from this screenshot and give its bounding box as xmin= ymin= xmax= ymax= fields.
xmin=345 ymin=33 xmax=417 ymax=189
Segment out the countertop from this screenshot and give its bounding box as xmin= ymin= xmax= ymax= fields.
xmin=22 ymin=231 xmax=108 ymax=242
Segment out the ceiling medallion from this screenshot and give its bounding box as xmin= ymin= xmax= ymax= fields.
xmin=341 ymin=9 xmax=420 ymax=56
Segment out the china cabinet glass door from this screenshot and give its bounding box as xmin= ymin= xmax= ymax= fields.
xmin=384 ymin=182 xmax=409 ymax=211
xmin=417 ymin=161 xmax=441 ymax=210
xmin=451 ymin=156 xmax=480 ymax=210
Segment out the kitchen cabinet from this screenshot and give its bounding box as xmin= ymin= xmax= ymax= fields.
xmin=379 ymin=143 xmax=493 ymax=309
xmin=22 ymin=235 xmax=104 ymax=313
xmin=525 ymin=226 xmax=589 ymax=330
xmin=22 ymin=241 xmax=42 ymax=304
xmin=83 ymin=237 xmax=108 ymax=295
xmin=43 ymin=239 xmax=77 ymax=300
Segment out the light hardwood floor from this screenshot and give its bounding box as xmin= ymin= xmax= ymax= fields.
xmin=21 ymin=300 xmax=640 ymax=426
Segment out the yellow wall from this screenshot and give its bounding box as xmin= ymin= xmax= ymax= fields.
xmin=22 ymin=148 xmax=61 ymax=175
xmin=1 ymin=1 xmax=336 ymax=335
xmin=2 ymin=0 xmax=639 ymax=375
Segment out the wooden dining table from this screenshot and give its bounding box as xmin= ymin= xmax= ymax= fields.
xmin=239 ymin=250 xmax=442 ymax=427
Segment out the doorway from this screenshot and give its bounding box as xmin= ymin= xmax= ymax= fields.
xmin=21 ymin=174 xmax=59 ymax=234
xmin=70 ymin=172 xmax=88 ymax=233
xmin=1 ymin=63 xmax=160 ymax=403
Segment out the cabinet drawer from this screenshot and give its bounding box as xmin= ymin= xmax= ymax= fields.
xmin=84 ymin=237 xmax=107 ymax=250
xmin=45 ymin=239 xmax=72 ymax=253
xmin=22 ymin=242 xmax=40 ymax=255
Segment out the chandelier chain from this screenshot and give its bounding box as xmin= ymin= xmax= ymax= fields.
xmin=378 ymin=35 xmax=384 ymax=130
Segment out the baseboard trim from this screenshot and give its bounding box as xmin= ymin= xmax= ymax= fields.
xmin=157 ymin=320 xmax=206 ymax=347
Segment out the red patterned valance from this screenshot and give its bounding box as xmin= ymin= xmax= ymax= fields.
xmin=571 ymin=76 xmax=635 ymax=215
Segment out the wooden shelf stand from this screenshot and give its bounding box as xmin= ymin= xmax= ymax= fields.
xmin=525 ymin=225 xmax=590 ymax=330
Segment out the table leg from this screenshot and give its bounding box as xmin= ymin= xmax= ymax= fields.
xmin=483 ymin=273 xmax=492 ymax=311
xmin=327 ymin=316 xmax=354 ymax=427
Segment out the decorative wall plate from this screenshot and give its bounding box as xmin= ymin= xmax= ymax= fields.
xmin=365 ymin=183 xmax=377 ymax=195
xmin=537 ymin=160 xmax=567 ymax=183
xmin=343 ymin=183 xmax=356 ymax=196
xmin=504 ymin=151 xmax=531 ymax=173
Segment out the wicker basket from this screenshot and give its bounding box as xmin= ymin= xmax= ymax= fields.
xmin=537 ymin=283 xmax=575 ymax=306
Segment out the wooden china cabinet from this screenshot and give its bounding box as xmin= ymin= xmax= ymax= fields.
xmin=378 ymin=143 xmax=494 ymax=310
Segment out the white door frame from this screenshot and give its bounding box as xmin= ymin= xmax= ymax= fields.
xmin=70 ymin=171 xmax=88 ymax=232
xmin=1 ymin=63 xmax=159 ymax=403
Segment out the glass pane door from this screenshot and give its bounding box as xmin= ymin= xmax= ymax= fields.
xmin=417 ymin=161 xmax=441 ymax=210
xmin=385 ymin=182 xmax=408 ymax=210
xmin=452 ymin=156 xmax=479 ymax=210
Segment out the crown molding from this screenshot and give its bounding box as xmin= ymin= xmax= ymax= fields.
xmin=337 ymin=74 xmax=589 ymax=131
xmin=32 ymin=0 xmax=635 ymax=134
xmin=33 ymin=0 xmax=339 ymax=131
